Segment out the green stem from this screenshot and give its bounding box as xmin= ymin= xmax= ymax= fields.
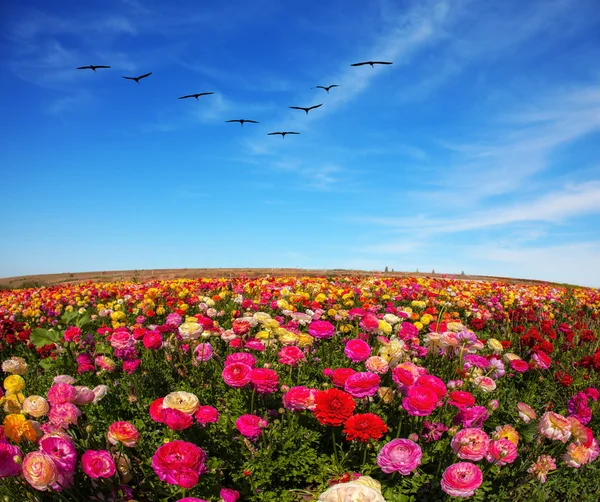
xmin=332 ymin=428 xmax=340 ymax=471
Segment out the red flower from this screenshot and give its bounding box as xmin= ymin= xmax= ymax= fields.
xmin=448 ymin=391 xmax=476 ymax=409
xmin=330 ymin=368 xmax=356 ymax=388
xmin=510 ymin=360 xmax=529 ymax=373
xmin=343 ymin=413 xmax=388 ymax=442
xmin=249 ymin=368 xmax=279 ymax=394
xmin=313 ymin=389 xmax=356 ymax=426
xmin=554 ymin=371 xmax=573 ymax=387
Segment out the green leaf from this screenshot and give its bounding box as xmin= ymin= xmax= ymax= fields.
xmin=520 ymin=420 xmax=539 ymax=443
xmin=75 ymin=312 xmax=92 ymax=329
xmin=39 ymin=358 xmax=56 ymax=370
xmin=30 ymin=328 xmax=60 ymax=349
xmin=61 ymin=310 xmax=78 ymax=324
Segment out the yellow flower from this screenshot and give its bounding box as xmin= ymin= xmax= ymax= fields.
xmin=22 ymin=451 xmax=58 ymax=491
xmin=414 ymin=321 xmax=424 ymax=330
xmin=4 ymin=375 xmax=25 ymax=393
xmin=339 ymin=324 xmax=352 ymax=334
xmin=314 ymin=293 xmax=327 ymax=303
xmin=3 ymin=413 xmax=37 ymax=443
xmin=156 ymin=306 xmax=166 ymax=315
xmin=278 ymin=330 xmax=299 ymax=346
xmin=297 ymin=333 xmax=314 ymax=348
xmin=327 ymin=308 xmax=337 ymax=317
xmin=378 ymin=320 xmax=392 ymax=335
xmin=255 ymin=330 xmax=273 ymax=341
xmin=493 ymin=424 xmax=520 ymax=446
xmin=420 ymin=314 xmax=433 ymax=325
xmin=263 ymin=319 xmax=280 ymax=330
xmin=163 ymin=391 xmax=200 ymax=415
xmin=2 ymin=392 xmax=25 ymax=413
xmin=487 ymin=338 xmax=503 ymax=353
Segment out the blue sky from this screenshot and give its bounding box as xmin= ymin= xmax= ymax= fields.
xmin=1 ymin=0 xmax=600 ymax=286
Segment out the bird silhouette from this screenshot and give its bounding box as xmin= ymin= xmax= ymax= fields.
xmin=226 ymin=119 xmax=259 ymax=127
xmin=350 ymin=61 xmax=393 ymax=67
xmin=178 ymin=92 xmax=214 ymax=100
xmin=314 ymin=85 xmax=339 ymax=93
xmin=267 ymin=132 xmax=300 ymax=138
xmin=289 ymin=104 xmax=323 ymax=115
xmin=122 ymin=72 xmax=153 ymax=83
xmin=76 ymin=65 xmax=111 ymax=71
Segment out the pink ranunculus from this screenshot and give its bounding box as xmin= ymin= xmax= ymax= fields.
xmin=39 ymin=436 xmax=77 ymax=476
xmin=72 ymin=386 xmax=95 ymax=406
xmin=278 ymin=346 xmax=306 ymax=366
xmin=110 ymin=329 xmax=134 ymax=350
xmin=282 ymin=386 xmax=318 ymax=411
xmin=344 ymin=339 xmax=371 ymax=362
xmin=441 ymin=462 xmax=483 ymax=498
xmin=143 ymin=330 xmax=163 ymax=350
xmin=81 ymin=450 xmax=116 ymax=479
xmin=177 ymin=499 xmax=209 ymax=502
xmin=399 ymin=321 xmax=419 ymax=340
xmin=0 ymin=442 xmax=22 ymax=478
xmin=365 ymin=356 xmax=389 ymax=374
xmin=53 ymin=375 xmax=76 ymax=385
xmin=222 ymin=362 xmax=252 ymax=388
xmin=249 ymin=368 xmax=279 ymax=394
xmin=224 ymin=352 xmax=257 ymax=367
xmin=517 ymin=402 xmax=536 ymax=423
xmin=451 ymin=428 xmax=490 ymax=461
xmin=194 ymin=343 xmax=214 ymax=362
xmin=76 ymin=354 xmax=95 ymax=373
xmin=163 ymin=408 xmax=194 ymax=430
xmin=563 ymin=443 xmax=591 ymax=468
xmin=47 ymin=383 xmax=77 ymax=405
xmin=95 ymin=355 xmax=117 ymax=372
xmin=107 ymin=421 xmax=140 ymax=447
xmin=416 ymin=374 xmax=447 ymax=399
xmin=152 ymin=440 xmax=207 ymax=488
xmin=220 ymin=487 xmax=241 ymax=502
xmin=48 ymin=402 xmax=81 ymax=428
xmin=22 ymin=451 xmax=58 ymax=491
xmin=486 ymin=439 xmax=518 ymax=466
xmin=453 ymin=405 xmax=489 ymax=428
xmin=308 ymin=320 xmax=335 ymax=339
xmin=235 ymin=414 xmax=268 ymax=439
xmin=448 ymin=391 xmax=476 ymax=409
xmin=344 ymin=372 xmax=381 ymax=399
xmin=510 ymin=360 xmax=529 ymax=373
xmin=402 ymin=385 xmax=438 ymax=416
xmin=538 ymin=412 xmax=572 ymax=443
xmin=531 ymin=351 xmax=551 ymax=370
xmin=377 ymin=438 xmax=422 ymax=475
xmin=194 ymin=406 xmax=219 ymax=426
xmin=360 ymin=314 xmax=380 ymax=332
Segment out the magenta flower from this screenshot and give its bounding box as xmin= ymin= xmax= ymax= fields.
xmin=249 ymin=368 xmax=279 ymax=394
xmin=152 ymin=441 xmax=207 ymax=489
xmin=81 ymin=450 xmax=116 ymax=479
xmin=278 ymin=346 xmax=306 ymax=366
xmin=195 ymin=406 xmax=219 ymax=426
xmin=0 ymin=442 xmax=22 ymax=478
xmin=236 ymin=414 xmax=268 ymax=439
xmin=344 ymin=339 xmax=371 ymax=362
xmin=441 ymin=462 xmax=483 ymax=498
xmin=308 ymin=320 xmax=335 ymax=339
xmin=344 ymin=372 xmax=381 ymax=399
xmin=486 ymin=439 xmax=518 ymax=465
xmin=377 ymin=438 xmax=422 ymax=475
xmin=451 ymin=428 xmax=490 ymax=461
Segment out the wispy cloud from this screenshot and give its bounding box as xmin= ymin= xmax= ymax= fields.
xmin=45 ymin=91 xmax=94 ymax=116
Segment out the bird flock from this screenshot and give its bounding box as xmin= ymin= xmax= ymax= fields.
xmin=76 ymin=60 xmax=393 ymax=137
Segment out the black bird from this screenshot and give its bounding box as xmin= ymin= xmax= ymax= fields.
xmin=226 ymin=119 xmax=259 ymax=127
xmin=178 ymin=92 xmax=214 ymax=100
xmin=350 ymin=61 xmax=393 ymax=67
xmin=76 ymin=65 xmax=111 ymax=71
xmin=314 ymin=85 xmax=339 ymax=93
xmin=267 ymin=132 xmax=300 ymax=138
xmin=289 ymin=103 xmax=322 ymax=115
xmin=122 ymin=72 xmax=152 ymax=83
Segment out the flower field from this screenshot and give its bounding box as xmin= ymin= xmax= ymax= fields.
xmin=1 ymin=275 xmax=599 ymax=501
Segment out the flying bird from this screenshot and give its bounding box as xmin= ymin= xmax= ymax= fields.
xmin=225 ymin=119 xmax=259 ymax=127
xmin=289 ymin=103 xmax=322 ymax=115
xmin=350 ymin=61 xmax=393 ymax=67
xmin=76 ymin=65 xmax=111 ymax=71
xmin=314 ymin=85 xmax=339 ymax=93
xmin=122 ymin=72 xmax=152 ymax=83
xmin=178 ymin=92 xmax=214 ymax=100
xmin=267 ymin=132 xmax=300 ymax=138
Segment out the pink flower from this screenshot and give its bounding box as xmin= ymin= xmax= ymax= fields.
xmin=249 ymin=368 xmax=279 ymax=394
xmin=308 ymin=320 xmax=335 ymax=339
xmin=344 ymin=339 xmax=371 ymax=362
xmin=39 ymin=436 xmax=77 ymax=477
xmin=220 ymin=487 xmax=241 ymax=502
xmin=0 ymin=442 xmax=22 ymax=478
xmin=441 ymin=462 xmax=483 ymax=498
xmin=365 ymin=356 xmax=389 ymax=374
xmin=448 ymin=391 xmax=476 ymax=409
xmin=76 ymin=354 xmax=95 ymax=373
xmin=222 ymin=362 xmax=252 ymax=388
xmin=344 ymin=372 xmax=381 ymax=399
xmin=486 ymin=439 xmax=518 ymax=465
xmin=224 ymin=352 xmax=256 ymax=367
xmin=377 ymin=438 xmax=422 ymax=475
xmin=48 ymin=402 xmax=81 ymax=428
xmin=531 ymin=351 xmax=551 ymax=370
xmin=47 ymin=383 xmax=76 ymax=405
xmin=152 ymin=441 xmax=207 ymax=489
xmin=510 ymin=360 xmax=529 ymax=373
xmin=416 ymin=374 xmax=447 ymax=399
xmin=245 ymin=339 xmax=266 ymax=351
xmin=282 ymin=386 xmax=318 ymax=411
xmin=562 ymin=442 xmax=591 ymax=468
xmin=517 ymin=402 xmax=537 ymax=423
xmin=236 ymin=414 xmax=268 ymax=439
xmin=143 ymin=331 xmax=163 ymax=350
xmin=584 ymin=387 xmax=599 ymax=402
xmin=538 ymin=412 xmax=572 ymax=443
xmin=451 ymin=428 xmax=490 ymax=461
xmin=110 ymin=329 xmax=134 ymax=350
xmin=360 ymin=314 xmax=380 ymax=332
xmin=163 ymin=408 xmax=194 ymax=430
xmin=453 ymin=406 xmax=488 ymax=428
xmin=278 ymin=346 xmax=305 ymax=366
xmin=195 ymin=406 xmax=219 ymax=426
xmin=107 ymin=421 xmax=140 ymax=447
xmin=72 ymin=386 xmax=95 ymax=406
xmin=81 ymin=450 xmax=116 ymax=479
xmin=22 ymin=451 xmax=58 ymax=491
xmin=194 ymin=343 xmax=214 ymax=362
xmin=527 ymin=455 xmax=556 ymax=483
xmin=402 ymin=386 xmax=438 ymax=416
xmin=95 ymin=356 xmax=117 ymax=372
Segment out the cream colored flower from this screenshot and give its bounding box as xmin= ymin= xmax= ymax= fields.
xmin=163 ymin=391 xmax=200 ymax=415
xmin=22 ymin=396 xmax=49 ymax=418
xmin=446 ymin=322 xmax=466 ymax=332
xmin=487 ymin=338 xmax=503 ymax=353
xmin=503 ymin=352 xmax=521 ymax=363
xmin=318 ymin=476 xmax=386 ymax=502
xmin=382 ymin=313 xmax=400 ymax=325
xmin=253 ymin=312 xmax=272 ymax=323
xmin=2 ymin=356 xmax=28 ymax=375
xmin=178 ymin=322 xmax=203 ymax=341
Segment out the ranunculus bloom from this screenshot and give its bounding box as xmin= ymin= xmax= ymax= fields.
xmin=107 ymin=421 xmax=140 ymax=447
xmin=517 ymin=402 xmax=536 ymax=423
xmin=510 ymin=360 xmax=529 ymax=373
xmin=152 ymin=440 xmax=207 ymax=488
xmin=39 ymin=436 xmax=77 ymax=478
xmin=344 ymin=339 xmax=371 ymax=363
xmin=0 ymin=442 xmax=22 ymax=478
xmin=110 ymin=329 xmax=134 ymax=350
xmin=314 ymin=388 xmax=356 ymax=426
xmin=95 ymin=356 xmax=117 ymax=372
xmin=278 ymin=346 xmax=305 ymax=366
xmin=222 ymin=362 xmax=252 ymax=388
xmin=4 ymin=413 xmax=38 ymax=443
xmin=22 ymin=451 xmax=58 ymax=491
xmin=4 ymin=375 xmax=25 ymax=393
xmin=235 ymin=414 xmax=268 ymax=439
xmin=143 ymin=330 xmax=163 ymax=350
xmin=48 ymin=402 xmax=81 ymax=428
xmin=377 ymin=438 xmax=422 ymax=475
xmin=453 ymin=406 xmax=488 ymax=428
xmin=527 ymin=454 xmax=556 ymax=483
xmin=163 ymin=408 xmax=194 ymax=430
xmin=344 ymin=372 xmax=381 ymax=399
xmin=308 ymin=320 xmax=335 ymax=339
xmin=441 ymin=462 xmax=483 ymax=498
xmin=416 ymin=374 xmax=447 ymax=399
xmin=331 ymin=368 xmax=356 ymax=388
xmin=81 ymin=450 xmax=116 ymax=479
xmin=22 ymin=396 xmax=50 ymax=418
xmin=343 ymin=413 xmax=388 ymax=442
xmin=365 ymin=356 xmax=389 ymax=374
xmin=150 ymin=397 xmax=166 ymax=423
xmin=224 ymin=352 xmax=256 ymax=367
xmin=72 ymin=387 xmax=95 ymax=406
xmin=486 ymin=438 xmax=518 ymax=465
xmin=163 ymin=391 xmax=200 ymax=415
xmin=47 ymin=383 xmax=76 ymax=405
xmin=249 ymin=368 xmax=279 ymax=394
xmin=538 ymin=412 xmax=572 ymax=443
xmin=448 ymin=391 xmax=476 ymax=409
xmin=220 ymin=487 xmax=241 ymax=502
xmin=194 ymin=343 xmax=214 ymax=362
xmin=473 ymin=376 xmax=496 ymax=393
xmin=402 ymin=386 xmax=438 ymax=416
xmin=195 ymin=406 xmax=219 ymax=426
xmin=2 ymin=357 xmax=27 ymax=375
xmin=283 ymin=386 xmax=318 ymax=411
xmin=76 ymin=354 xmax=95 ymax=373
xmin=451 ymin=428 xmax=490 ymax=461
xmin=360 ymin=314 xmax=380 ymax=332
xmin=318 ymin=476 xmax=386 ymax=502
xmin=92 ymin=385 xmax=109 ymax=404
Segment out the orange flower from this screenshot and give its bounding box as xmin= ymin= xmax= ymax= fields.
xmin=3 ymin=413 xmax=37 ymax=443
